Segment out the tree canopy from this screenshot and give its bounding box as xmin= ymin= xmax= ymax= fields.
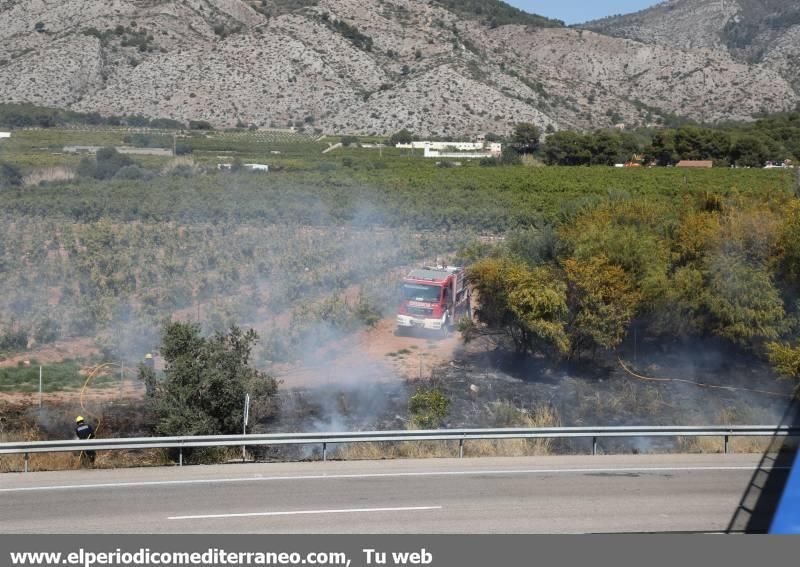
xmin=145 ymin=322 xmax=279 ymax=437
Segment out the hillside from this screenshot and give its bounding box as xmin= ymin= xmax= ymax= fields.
xmin=583 ymin=0 xmax=800 ymax=89
xmin=0 ymin=0 xmax=797 ymax=135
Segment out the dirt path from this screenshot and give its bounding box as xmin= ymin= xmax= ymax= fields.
xmin=274 ymin=318 xmax=463 ymax=389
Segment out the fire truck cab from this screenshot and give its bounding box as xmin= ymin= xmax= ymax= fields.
xmin=396 ymin=266 xmax=470 ymax=335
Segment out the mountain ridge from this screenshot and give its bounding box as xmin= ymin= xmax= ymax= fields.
xmin=0 ymin=0 xmax=796 ymax=136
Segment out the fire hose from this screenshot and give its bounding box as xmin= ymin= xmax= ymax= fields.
xmin=77 ymin=362 xmax=125 ymax=463
xmin=618 ymin=357 xmax=789 ymax=399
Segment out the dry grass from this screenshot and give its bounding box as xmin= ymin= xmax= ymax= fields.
xmin=1 ymin=426 xmax=171 ymax=472
xmin=337 ymin=402 xmax=559 ymax=460
xmin=675 ymin=435 xmax=779 ymax=454
xmin=23 ymin=166 xmax=75 ymax=186
xmin=521 ymin=154 xmax=545 ymax=167
xmin=161 ymin=157 xmax=203 ymax=175
xmin=676 ymin=407 xmax=793 ymax=454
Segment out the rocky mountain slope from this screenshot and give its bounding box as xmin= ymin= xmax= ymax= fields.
xmin=583 ymin=0 xmax=800 ymax=90
xmin=0 ymin=0 xmax=797 ymax=136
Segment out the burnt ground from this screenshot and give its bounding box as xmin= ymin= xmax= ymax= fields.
xmin=2 ymin=325 xmax=795 ymax=462
xmin=267 ymin=332 xmax=795 ymax=457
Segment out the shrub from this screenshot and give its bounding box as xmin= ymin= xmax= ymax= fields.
xmin=146 ymin=323 xmax=279 ymax=439
xmin=174 ymin=143 xmax=193 ymax=156
xmin=408 ymin=388 xmax=450 ymax=429
xmin=114 ymin=165 xmax=151 ymax=180
xmin=0 ymin=162 xmax=22 ymax=189
xmin=94 ymin=147 xmax=134 ymax=180
xmin=189 ymin=120 xmax=213 ymax=130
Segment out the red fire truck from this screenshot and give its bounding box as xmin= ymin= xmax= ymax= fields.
xmin=396 ymin=266 xmax=471 ymax=335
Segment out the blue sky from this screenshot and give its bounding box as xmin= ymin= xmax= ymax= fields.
xmin=506 ymin=0 xmax=660 ymax=25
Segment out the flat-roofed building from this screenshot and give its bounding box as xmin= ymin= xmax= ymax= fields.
xmin=676 ymin=160 xmax=713 ymax=168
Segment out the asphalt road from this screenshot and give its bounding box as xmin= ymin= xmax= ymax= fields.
xmin=0 ymin=454 xmax=781 ymax=533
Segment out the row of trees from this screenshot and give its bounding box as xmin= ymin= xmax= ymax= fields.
xmin=0 ymin=103 xmax=184 ymax=130
xmin=540 ymin=120 xmax=800 ymax=167
xmin=392 ymin=110 xmax=800 ymax=168
xmin=463 ymin=192 xmax=800 ymax=370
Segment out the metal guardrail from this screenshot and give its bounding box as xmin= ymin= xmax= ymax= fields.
xmin=3 ymin=426 xmax=799 ymax=472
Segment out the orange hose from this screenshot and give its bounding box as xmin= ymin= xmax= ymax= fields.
xmin=617 ymin=358 xmax=788 ymax=399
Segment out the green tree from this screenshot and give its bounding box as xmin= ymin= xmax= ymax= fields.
xmin=0 ymin=162 xmax=22 ymax=189
xmin=704 ymin=252 xmax=785 ymax=345
xmin=93 ymin=147 xmax=134 ymax=180
xmin=590 ymin=130 xmax=623 ymax=165
xmin=730 ymin=135 xmax=767 ymax=167
xmin=511 ymin=122 xmax=541 ymax=154
xmin=564 ymin=256 xmax=640 ymax=356
xmin=543 ymin=131 xmax=591 ymax=165
xmin=147 ymin=322 xmax=279 ymax=437
xmin=648 ymin=130 xmax=677 ymax=166
xmin=389 ymin=129 xmax=413 ymax=145
xmin=465 ymin=258 xmax=569 ymax=355
xmin=766 ymin=341 xmax=800 ymax=396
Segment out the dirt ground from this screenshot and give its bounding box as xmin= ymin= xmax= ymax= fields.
xmin=0 ymin=337 xmax=98 ymax=368
xmin=0 ymin=378 xmax=144 ymax=406
xmin=273 ymin=317 xmax=462 ymax=389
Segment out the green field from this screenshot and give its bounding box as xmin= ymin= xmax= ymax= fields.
xmin=1 ymin=126 xmax=799 ymax=370
xmin=0 ymin=361 xmax=116 ymax=393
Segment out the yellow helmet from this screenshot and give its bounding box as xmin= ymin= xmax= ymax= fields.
xmin=76 ymin=416 xmax=84 ymax=423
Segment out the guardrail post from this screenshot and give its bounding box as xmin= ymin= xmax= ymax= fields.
xmin=179 ymin=446 xmax=183 ymax=467
xmin=592 ymin=437 xmax=597 ymax=456
xmin=24 ymin=452 xmax=28 ymax=473
xmin=459 ymin=439 xmax=464 ymax=459
xmin=724 ymin=435 xmax=729 ymax=454
xmin=322 ymin=442 xmax=327 ymax=462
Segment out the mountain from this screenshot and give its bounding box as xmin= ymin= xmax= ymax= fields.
xmin=583 ymin=0 xmax=800 ymax=89
xmin=0 ymin=0 xmax=797 ymax=136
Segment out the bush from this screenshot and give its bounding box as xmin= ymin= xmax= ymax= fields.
xmin=174 ymin=143 xmax=193 ymax=156
xmin=33 ymin=317 xmax=60 ymax=345
xmin=408 ymin=388 xmax=450 ymax=429
xmin=147 ymin=323 xmax=279 ymax=440
xmin=389 ymin=129 xmax=413 ymax=145
xmin=0 ymin=328 xmax=28 ymax=352
xmin=0 ymin=162 xmax=22 ymax=189
xmin=94 ymin=147 xmax=134 ymax=180
xmin=499 ymin=147 xmax=522 ymax=165
xmin=189 ymin=120 xmax=213 ymax=130
xmin=113 ymin=165 xmax=151 ymax=180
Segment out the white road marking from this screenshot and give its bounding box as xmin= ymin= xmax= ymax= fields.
xmin=0 ymin=465 xmax=781 ymax=494
xmin=168 ymin=506 xmax=443 ymax=520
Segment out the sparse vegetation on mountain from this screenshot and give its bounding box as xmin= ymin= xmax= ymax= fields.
xmin=431 ymin=0 xmax=564 ymax=28
xmin=0 ymin=0 xmax=795 ymax=134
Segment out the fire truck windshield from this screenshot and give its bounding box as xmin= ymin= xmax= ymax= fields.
xmin=402 ymin=283 xmax=441 ymax=303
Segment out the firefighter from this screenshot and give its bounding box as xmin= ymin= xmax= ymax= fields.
xmin=75 ymin=416 xmax=96 ymax=466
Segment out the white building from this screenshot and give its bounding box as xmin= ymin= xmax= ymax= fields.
xmin=217 ymin=163 xmax=269 ymax=172
xmin=397 ymin=141 xmax=487 ymax=151
xmin=398 ymin=139 xmax=503 ymax=159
